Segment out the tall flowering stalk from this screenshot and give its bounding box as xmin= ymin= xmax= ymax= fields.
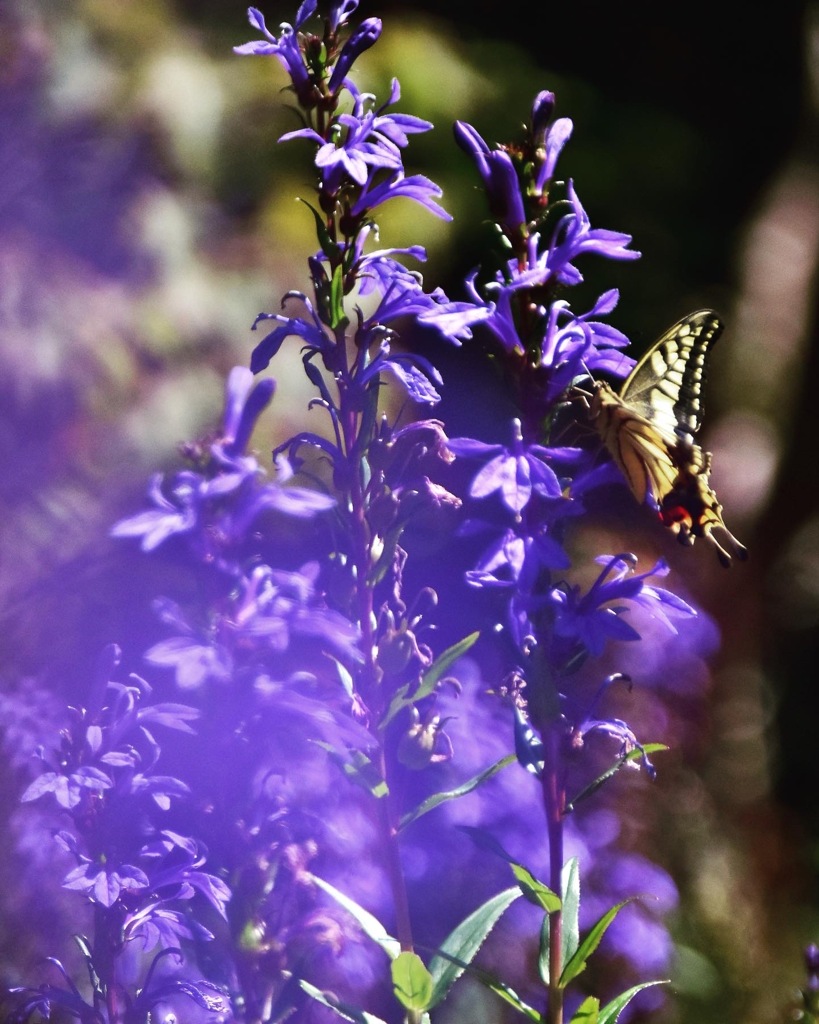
xmin=414 ymin=90 xmax=698 ymax=1024
xmin=231 ymin=7 xmax=696 ymax=1021
xmin=6 ymin=5 xmax=744 ymax=1024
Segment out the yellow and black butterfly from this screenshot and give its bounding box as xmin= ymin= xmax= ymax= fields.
xmin=589 ymin=309 xmax=746 ymax=567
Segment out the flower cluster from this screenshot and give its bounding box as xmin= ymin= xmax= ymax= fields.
xmin=111 ymin=367 xmax=335 ymax=572
xmin=10 ymin=645 xmax=230 ymax=1023
xmin=6 ymin=5 xmax=737 ymax=1024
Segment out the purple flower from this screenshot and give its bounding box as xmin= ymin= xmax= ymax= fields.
xmin=465 ymin=523 xmax=571 ymax=591
xmin=548 ymin=554 xmax=695 ymax=659
xmin=21 ymin=652 xmax=200 ymax=817
xmin=419 ymin=282 xmax=633 ymax=395
xmin=112 ymin=366 xmax=334 ymax=562
xmin=530 ymin=91 xmax=574 ymax=194
xmin=146 ymin=562 xmax=362 ymax=695
xmin=328 ymin=0 xmax=357 ymax=32
xmin=328 ymin=17 xmax=382 ymax=93
xmin=250 ymin=294 xmax=336 ymax=373
xmin=141 ymin=832 xmax=231 ymax=919
xmin=280 ymin=81 xmax=434 ymax=196
xmin=62 ymin=859 xmax=150 ymax=908
xmin=546 ymin=179 xmax=640 ymax=285
xmin=234 ymin=7 xmax=314 ymax=107
xmin=252 ymin=279 xmax=446 ymax=409
xmin=368 ymin=79 xmax=433 ymax=147
xmin=411 ymin=268 xmax=498 ymax=345
xmin=22 ymin=764 xmax=112 ymax=811
xmin=449 ymin=419 xmax=577 ymax=514
xmin=353 ymin=243 xmax=451 ymax=325
xmin=540 ymin=289 xmax=633 ymax=375
xmin=454 ymin=121 xmax=526 ymax=241
xmin=351 ymin=170 xmax=451 ymax=221
xmin=284 ymin=113 xmax=403 ymax=191
xmin=534 ymin=292 xmax=634 ymax=406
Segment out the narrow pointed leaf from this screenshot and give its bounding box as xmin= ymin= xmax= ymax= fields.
xmin=560 ymin=899 xmax=637 ymax=987
xmin=380 ymin=632 xmax=479 ymax=729
xmin=459 ymin=824 xmax=560 ymax=914
xmin=566 ymin=744 xmax=667 ymax=811
xmin=538 ymin=912 xmax=551 ymax=985
xmin=570 ymin=995 xmax=600 ymax=1024
xmin=312 ymin=741 xmax=388 ymax=798
xmin=423 ymin=947 xmax=540 ymax=1020
xmin=598 ymin=981 xmax=668 ymax=1024
xmin=297 ymin=198 xmax=339 ymax=262
xmin=478 ymin=977 xmax=540 ymax=1020
xmin=330 ymin=264 xmax=348 ymax=330
xmin=427 ymin=887 xmax=520 ymax=1007
xmin=299 ymin=980 xmax=390 ymax=1024
xmin=561 ymin=857 xmax=581 ymax=967
xmin=399 ymin=755 xmax=515 ymax=831
xmin=391 ymin=952 xmax=433 ymax=1011
xmin=458 ymin=824 xmax=517 ymax=862
xmin=510 ymin=863 xmax=561 ymax=913
xmin=367 ymin=523 xmax=406 ymax=588
xmin=309 ymin=875 xmax=400 ymax=960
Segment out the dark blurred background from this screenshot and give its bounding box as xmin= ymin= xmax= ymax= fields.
xmin=1 ymin=2 xmax=818 ymax=1022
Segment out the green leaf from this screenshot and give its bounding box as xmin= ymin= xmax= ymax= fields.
xmin=459 ymin=824 xmax=561 ymax=917
xmin=570 ymin=995 xmax=600 ymax=1024
xmin=367 ymin=522 xmax=406 ymax=588
xmin=566 ymin=744 xmax=668 ymax=811
xmin=380 ymin=632 xmax=479 ymax=729
xmin=510 ymin=863 xmax=562 ymax=914
xmin=538 ymin=913 xmax=550 ymax=986
xmin=538 ymin=859 xmax=579 ymax=984
xmin=597 ymin=981 xmax=668 ymax=1024
xmin=309 ymin=874 xmax=401 ymax=960
xmin=312 ymin=741 xmax=388 ymax=799
xmin=561 ymin=858 xmax=581 ymax=968
xmin=329 ymin=655 xmax=356 ymax=700
xmin=266 ymin=972 xmax=303 ymax=1023
xmin=422 ymin=946 xmax=540 ymax=1020
xmin=299 ymin=979 xmax=390 ymax=1024
xmin=329 ymin=264 xmax=348 ymax=330
xmin=391 ymin=952 xmax=434 ymax=1011
xmin=475 ymin=975 xmax=540 ymax=1021
xmin=427 ymin=887 xmax=520 ymax=1008
xmin=457 ymin=824 xmax=517 ymax=861
xmin=559 ymin=899 xmax=637 ymax=987
xmin=297 ymin=198 xmax=339 ymax=262
xmin=74 ymin=933 xmax=105 ymax=999
xmin=399 ymin=755 xmax=515 ymax=831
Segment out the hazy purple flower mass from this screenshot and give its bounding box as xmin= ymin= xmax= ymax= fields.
xmin=3 ymin=5 xmax=741 ymax=1024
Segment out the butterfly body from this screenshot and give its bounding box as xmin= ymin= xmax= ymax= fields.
xmin=589 ymin=310 xmax=746 ymax=567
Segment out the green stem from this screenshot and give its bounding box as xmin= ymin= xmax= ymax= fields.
xmin=339 ymin=364 xmax=417 ymax=1014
